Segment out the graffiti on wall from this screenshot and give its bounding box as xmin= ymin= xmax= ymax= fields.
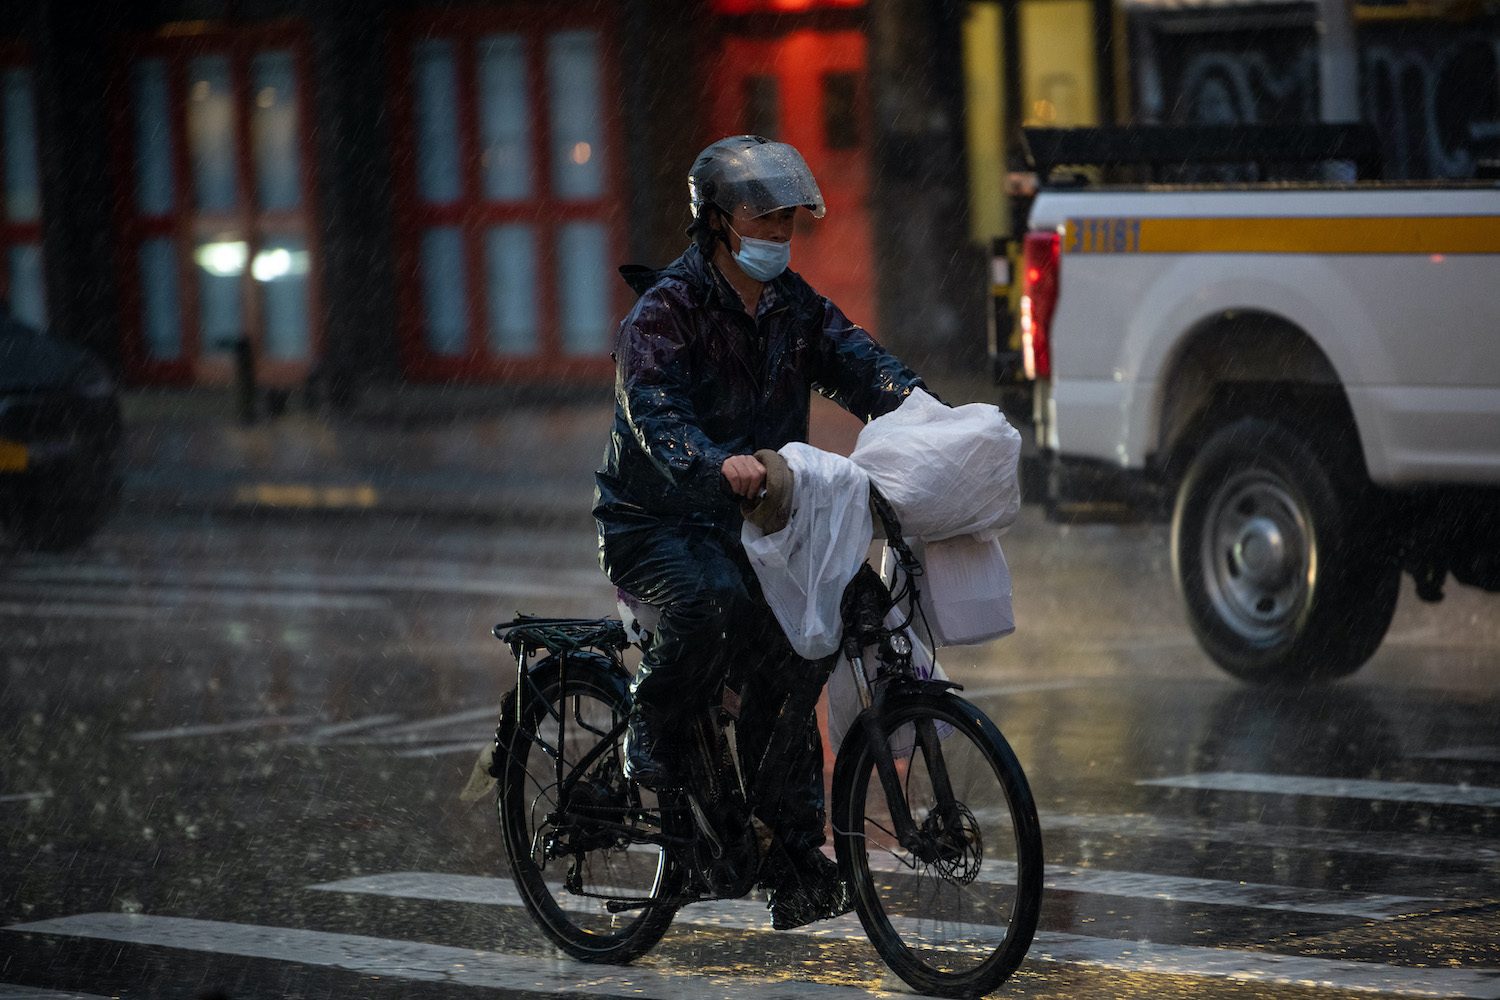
xmin=1171 ymin=48 xmax=1317 ymax=125
xmin=1364 ymin=32 xmax=1500 ymax=179
xmin=1155 ymin=23 xmax=1500 ymax=179
xmin=1160 ymin=41 xmax=1318 ymax=179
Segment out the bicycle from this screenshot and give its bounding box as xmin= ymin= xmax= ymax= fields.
xmin=488 ymin=489 xmax=1043 ymax=998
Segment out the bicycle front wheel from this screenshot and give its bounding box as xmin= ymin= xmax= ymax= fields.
xmin=499 ymin=656 xmax=682 ymax=963
xmin=833 ymin=691 xmax=1043 ymax=998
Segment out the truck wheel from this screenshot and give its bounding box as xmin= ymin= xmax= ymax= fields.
xmin=1171 ymin=416 xmax=1399 ymax=683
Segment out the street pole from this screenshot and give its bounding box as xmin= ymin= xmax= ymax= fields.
xmin=868 ymin=0 xmax=986 ymax=374
xmin=1317 ymin=0 xmax=1360 ymax=123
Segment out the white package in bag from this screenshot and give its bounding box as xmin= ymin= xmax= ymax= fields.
xmin=742 ymin=442 xmax=872 ymax=660
xmin=918 ymin=532 xmax=1015 ymax=646
xmin=876 ymin=536 xmax=1008 ymax=644
xmin=881 ymin=534 xmax=1015 ymax=648
xmin=850 ymin=387 xmax=1022 ymax=541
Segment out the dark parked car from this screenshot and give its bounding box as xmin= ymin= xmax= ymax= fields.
xmin=0 ymin=306 xmax=122 ymax=550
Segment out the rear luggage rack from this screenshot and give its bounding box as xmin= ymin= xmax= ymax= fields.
xmin=494 ymin=615 xmax=629 ymax=657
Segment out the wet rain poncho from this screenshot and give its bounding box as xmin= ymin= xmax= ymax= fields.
xmin=593 ymin=241 xmax=925 ymax=852
xmin=594 ymin=241 xmax=924 ymax=537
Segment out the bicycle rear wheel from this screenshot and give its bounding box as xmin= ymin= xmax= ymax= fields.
xmin=499 ymin=656 xmax=682 ymax=962
xmin=833 ymin=691 xmax=1042 ymax=998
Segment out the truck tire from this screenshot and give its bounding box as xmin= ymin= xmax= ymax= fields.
xmin=1170 ymin=416 xmax=1399 ymax=683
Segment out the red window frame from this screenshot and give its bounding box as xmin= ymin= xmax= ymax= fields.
xmin=111 ymin=21 xmax=322 ymax=387
xmin=0 ymin=42 xmax=42 ymax=316
xmin=388 ymin=6 xmax=627 ymax=382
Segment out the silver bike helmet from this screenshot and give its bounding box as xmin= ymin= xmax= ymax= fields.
xmin=688 ymin=135 xmax=826 ymax=220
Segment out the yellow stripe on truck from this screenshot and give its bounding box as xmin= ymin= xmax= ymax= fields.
xmin=1062 ymin=216 xmax=1500 ymax=255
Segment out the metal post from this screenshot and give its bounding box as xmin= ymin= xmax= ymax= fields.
xmin=1317 ymin=0 xmax=1360 ymax=123
xmin=1317 ymin=0 xmax=1362 ymax=179
xmin=219 ymin=335 xmax=257 ymax=426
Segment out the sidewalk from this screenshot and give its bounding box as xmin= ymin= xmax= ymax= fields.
xmin=120 ymin=386 xmax=616 ymax=527
xmin=117 ymin=384 xmax=881 ymax=528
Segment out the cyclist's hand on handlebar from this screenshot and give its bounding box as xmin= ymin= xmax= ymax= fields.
xmin=721 ymin=454 xmax=767 ymax=500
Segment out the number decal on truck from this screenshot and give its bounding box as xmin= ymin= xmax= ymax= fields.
xmin=1065 ymin=218 xmax=1143 ymax=254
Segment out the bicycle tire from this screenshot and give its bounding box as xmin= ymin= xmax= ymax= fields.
xmin=498 ymin=656 xmax=683 ymax=963
xmin=833 ymin=691 xmax=1042 ymax=998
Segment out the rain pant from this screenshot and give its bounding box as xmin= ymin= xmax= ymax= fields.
xmin=594 ymin=242 xmax=925 ymax=850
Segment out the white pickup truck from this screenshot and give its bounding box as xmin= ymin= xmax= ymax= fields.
xmin=1012 ymin=131 xmax=1500 ymax=683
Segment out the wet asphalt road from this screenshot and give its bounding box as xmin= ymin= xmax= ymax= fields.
xmin=1 ymin=506 xmax=1498 ymax=1000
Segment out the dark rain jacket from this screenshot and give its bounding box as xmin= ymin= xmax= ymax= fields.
xmin=593 ymin=242 xmax=926 ymax=541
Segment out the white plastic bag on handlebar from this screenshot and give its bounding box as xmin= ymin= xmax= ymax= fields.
xmin=850 ymin=387 xmax=1022 ymax=541
xmin=741 ymin=442 xmax=873 ymax=660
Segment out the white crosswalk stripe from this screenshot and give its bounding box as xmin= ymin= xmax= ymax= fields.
xmin=953 ymin=863 xmax=1439 ymax=920
xmin=127 ymin=714 xmax=319 ymax=742
xmin=1032 ymin=933 xmax=1500 ymax=997
xmin=1042 ymin=812 xmax=1500 ymax=866
xmin=5 ymin=914 xmax=896 ymax=1000
xmin=392 ymin=740 xmax=490 ymax=759
xmin=1139 ymin=771 xmax=1500 ymax=809
xmin=314 ymin=864 xmax=1443 ymax=924
xmin=0 ymin=792 xmax=51 ymax=805
xmin=1414 ymin=746 xmax=1500 ymax=764
xmin=0 ymin=600 xmax=162 ymax=621
xmin=279 ymin=714 xmax=404 ymax=742
xmin=120 ymin=705 xmax=501 ymax=756
xmin=0 ymin=987 xmax=115 ymax=1000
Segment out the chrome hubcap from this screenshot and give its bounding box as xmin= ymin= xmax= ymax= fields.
xmin=1199 ymin=471 xmax=1313 ymax=645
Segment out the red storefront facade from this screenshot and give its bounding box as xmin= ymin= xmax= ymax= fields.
xmin=5 ymin=0 xmax=899 ymax=393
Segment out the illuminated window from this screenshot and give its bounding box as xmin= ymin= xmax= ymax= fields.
xmin=393 ymin=11 xmax=623 ymax=378
xmin=119 ymin=24 xmax=318 ymax=384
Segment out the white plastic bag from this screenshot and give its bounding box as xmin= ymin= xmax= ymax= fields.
xmin=615 ymin=588 xmax=660 ymax=648
xmin=850 ymin=387 xmax=1022 ymax=542
xmin=742 ymin=442 xmax=872 ymax=660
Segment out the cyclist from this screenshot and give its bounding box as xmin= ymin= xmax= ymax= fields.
xmin=593 ymin=135 xmax=929 ymax=929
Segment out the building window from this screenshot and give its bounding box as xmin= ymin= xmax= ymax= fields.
xmin=743 ymin=74 xmax=781 ymax=139
xmin=0 ymin=50 xmax=44 ymax=330
xmin=391 ymin=11 xmax=623 ymax=380
xmin=116 ymin=24 xmax=318 ymax=385
xmin=821 ymin=72 xmax=861 ymax=150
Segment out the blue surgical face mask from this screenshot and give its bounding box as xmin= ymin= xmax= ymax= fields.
xmin=728 ymin=224 xmax=791 ymax=282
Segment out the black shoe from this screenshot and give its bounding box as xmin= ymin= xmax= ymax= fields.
xmin=767 ymin=848 xmax=854 ymax=931
xmin=622 ymin=706 xmax=680 ymax=790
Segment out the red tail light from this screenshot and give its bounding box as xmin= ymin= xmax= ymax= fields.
xmin=1020 ymin=231 xmax=1060 ymax=380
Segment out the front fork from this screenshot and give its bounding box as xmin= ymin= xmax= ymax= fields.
xmin=845 ymin=649 xmax=961 ymax=861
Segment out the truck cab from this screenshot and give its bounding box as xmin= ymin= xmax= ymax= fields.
xmin=1005 ymin=126 xmax=1500 ymax=683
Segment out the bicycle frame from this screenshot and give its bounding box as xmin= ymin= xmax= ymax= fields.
xmin=493 ymin=487 xmax=972 ymax=905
